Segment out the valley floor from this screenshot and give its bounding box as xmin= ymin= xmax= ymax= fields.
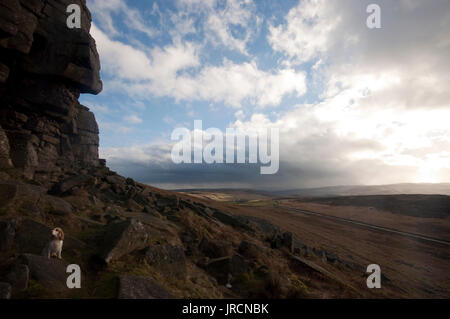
xmin=186 ymin=191 xmax=450 ymax=298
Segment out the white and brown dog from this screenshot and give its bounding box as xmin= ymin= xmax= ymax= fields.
xmin=42 ymin=227 xmax=64 ymax=259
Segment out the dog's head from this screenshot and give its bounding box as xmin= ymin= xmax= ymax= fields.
xmin=51 ymin=228 xmax=64 ymax=241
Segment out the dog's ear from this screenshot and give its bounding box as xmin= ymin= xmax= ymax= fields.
xmin=57 ymin=228 xmax=64 ymax=241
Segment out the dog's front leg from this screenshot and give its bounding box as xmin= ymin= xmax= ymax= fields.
xmin=57 ymin=243 xmax=63 ymax=259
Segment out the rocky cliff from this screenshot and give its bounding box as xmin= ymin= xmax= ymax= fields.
xmin=0 ymin=0 xmax=363 ymax=300
xmin=0 ymin=0 xmax=102 ymax=184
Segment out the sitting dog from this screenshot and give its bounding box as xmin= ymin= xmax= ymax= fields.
xmin=42 ymin=228 xmax=64 ymax=259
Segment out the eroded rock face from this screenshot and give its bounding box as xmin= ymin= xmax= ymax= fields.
xmin=0 ymin=0 xmax=103 ymax=184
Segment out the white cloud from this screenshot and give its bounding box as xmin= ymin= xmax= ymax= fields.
xmin=177 ymin=0 xmax=217 ymax=9
xmin=268 ymin=0 xmax=344 ymax=65
xmin=101 ymin=143 xmax=174 ymax=165
xmin=169 ymin=11 xmax=197 ymax=39
xmin=204 ymin=0 xmax=256 ymax=54
xmin=90 ymin=0 xmax=158 ymax=38
xmin=90 ymin=0 xmax=450 ymax=188
xmin=247 ymin=0 xmax=450 ymax=185
xmin=92 ymin=24 xmax=307 ymax=107
xmin=91 ymin=24 xmax=154 ymax=80
xmin=124 ymin=114 xmax=143 ymax=124
xmin=232 ymin=96 xmax=450 ymax=185
xmin=176 ymin=0 xmax=260 ymax=54
xmin=121 ymin=60 xmax=307 ymax=107
xmin=234 ymin=110 xmax=245 ymax=120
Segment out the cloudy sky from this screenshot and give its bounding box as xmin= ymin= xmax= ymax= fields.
xmin=80 ymin=0 xmax=450 ymax=190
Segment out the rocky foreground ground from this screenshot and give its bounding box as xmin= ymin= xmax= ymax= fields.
xmin=0 ymin=164 xmax=364 ymax=299
xmin=0 ymin=0 xmax=361 ymax=299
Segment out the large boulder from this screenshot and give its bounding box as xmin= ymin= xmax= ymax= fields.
xmin=119 ymin=212 xmax=181 ymax=246
xmin=100 ymin=219 xmax=150 ymax=264
xmin=42 ymin=195 xmax=73 ymax=216
xmin=18 ymin=254 xmax=69 ymax=293
xmin=118 ymin=275 xmax=173 ymax=299
xmin=144 ymin=244 xmax=187 ymax=280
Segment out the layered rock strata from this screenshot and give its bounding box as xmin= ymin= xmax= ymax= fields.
xmin=0 ymin=0 xmax=103 ymax=184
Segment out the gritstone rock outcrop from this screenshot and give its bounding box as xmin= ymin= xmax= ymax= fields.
xmin=0 ymin=0 xmax=103 ymax=184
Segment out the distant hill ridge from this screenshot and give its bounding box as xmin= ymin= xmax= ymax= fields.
xmin=177 ymin=183 xmax=450 ymax=197
xmin=275 ymin=183 xmax=450 ymax=197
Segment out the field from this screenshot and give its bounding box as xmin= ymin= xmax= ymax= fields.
xmin=183 ymin=190 xmax=450 ymax=298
